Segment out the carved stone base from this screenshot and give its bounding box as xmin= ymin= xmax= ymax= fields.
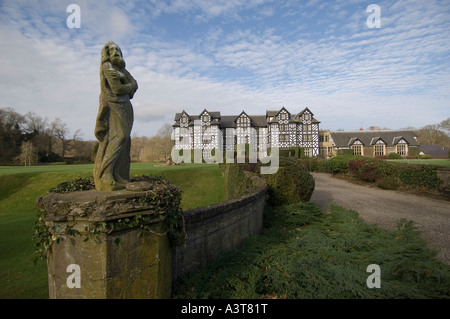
xmin=37 ymin=189 xmax=172 ymax=299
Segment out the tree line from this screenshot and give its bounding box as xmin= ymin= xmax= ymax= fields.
xmin=414 ymin=118 xmax=450 ymax=148
xmin=0 ymin=107 xmax=95 ymax=165
xmin=0 ymin=107 xmax=174 ymax=166
xmin=130 ymin=123 xmax=174 ymax=163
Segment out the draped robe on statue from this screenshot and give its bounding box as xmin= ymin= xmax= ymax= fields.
xmin=94 ymin=42 xmax=138 ymax=191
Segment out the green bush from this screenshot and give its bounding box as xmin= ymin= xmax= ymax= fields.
xmin=264 ymin=157 xmax=315 ymax=206
xmin=279 ymin=147 xmax=305 ymax=159
xmin=419 ymin=154 xmax=432 ymax=159
xmin=397 ymin=165 xmax=442 ymax=189
xmin=409 ymin=146 xmax=420 ymax=157
xmin=327 ymin=156 xmax=353 ymax=174
xmin=222 ymin=163 xmax=257 ymax=200
xmin=377 ymin=176 xmax=400 ymax=190
xmin=302 ymin=157 xmax=329 ymax=173
xmin=349 ymin=158 xmax=381 ymax=182
xmin=388 ymin=153 xmax=403 ymax=159
xmin=337 ymin=149 xmax=354 ymax=156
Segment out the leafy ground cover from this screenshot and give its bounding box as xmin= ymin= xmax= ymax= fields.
xmin=173 ymin=203 xmax=450 ymax=299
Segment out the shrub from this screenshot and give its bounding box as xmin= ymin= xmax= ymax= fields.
xmin=327 ymin=156 xmax=353 ymax=175
xmin=377 ymin=176 xmax=400 ymax=190
xmin=222 ymin=163 xmax=254 ymax=200
xmin=264 ymin=157 xmax=315 ymax=206
xmin=279 ymin=147 xmax=305 ymax=159
xmin=336 ymin=149 xmax=354 ymax=156
xmin=409 ymin=146 xmax=420 ymax=157
xmin=397 ymin=165 xmax=442 ymax=189
xmin=349 ymin=157 xmax=381 ymax=182
xmin=388 ymin=153 xmax=403 ymax=159
xmin=419 ymin=155 xmax=432 ymax=159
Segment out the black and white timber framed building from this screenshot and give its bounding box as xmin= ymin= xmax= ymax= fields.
xmin=172 ymin=107 xmax=320 ymax=158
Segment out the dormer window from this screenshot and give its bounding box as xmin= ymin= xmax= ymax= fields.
xmin=304 ymin=113 xmax=310 ymax=121
xmin=280 ymin=113 xmax=287 ymax=121
xmin=181 ymin=116 xmax=188 ymax=124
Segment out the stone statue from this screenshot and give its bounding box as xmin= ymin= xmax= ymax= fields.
xmin=94 ymin=41 xmax=138 ymax=191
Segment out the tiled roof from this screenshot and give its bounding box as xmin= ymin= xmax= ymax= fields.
xmin=174 ymin=108 xmax=320 ymax=127
xmin=330 ymin=130 xmax=419 ymax=147
xmin=420 ymin=144 xmax=449 ymax=157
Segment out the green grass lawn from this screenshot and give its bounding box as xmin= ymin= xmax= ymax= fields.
xmin=0 ymin=162 xmax=224 ymax=298
xmin=386 ymin=159 xmax=450 ymax=167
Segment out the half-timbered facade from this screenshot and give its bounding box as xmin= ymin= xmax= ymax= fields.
xmin=173 ymin=107 xmax=320 ymax=157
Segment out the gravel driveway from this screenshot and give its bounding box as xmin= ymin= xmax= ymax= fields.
xmin=310 ymin=172 xmax=450 ymax=265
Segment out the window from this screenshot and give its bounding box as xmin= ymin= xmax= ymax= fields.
xmin=304 ymin=113 xmax=310 ymax=120
xmin=374 ymin=144 xmax=385 ymax=156
xmin=280 ymin=113 xmax=287 ymax=120
xmin=280 ymin=124 xmax=289 ymax=131
xmin=202 ymin=114 xmax=209 ymax=123
xmin=280 ymin=134 xmax=289 ymax=142
xmin=305 ymin=148 xmax=312 ymax=157
xmin=397 ymin=144 xmax=407 ymax=156
xmin=303 ymin=134 xmax=312 ymax=142
xmin=237 ymin=116 xmax=249 ymax=127
xmin=202 ymin=148 xmax=211 ymax=159
xmin=352 ymin=145 xmax=363 ymax=156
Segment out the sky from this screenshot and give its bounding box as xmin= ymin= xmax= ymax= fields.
xmin=0 ymin=0 xmax=449 ymax=140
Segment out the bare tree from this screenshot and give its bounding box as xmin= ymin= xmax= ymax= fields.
xmin=155 ymin=123 xmax=174 ymax=161
xmin=23 ymin=112 xmax=48 ymax=163
xmin=51 ymin=118 xmax=81 ymax=159
xmin=417 ymin=123 xmax=450 ymax=148
xmin=71 ymin=139 xmax=96 ymax=162
xmin=437 ymin=117 xmax=450 ymax=136
xmin=130 ymin=136 xmax=149 ymax=162
xmin=16 ymin=141 xmax=36 ymax=166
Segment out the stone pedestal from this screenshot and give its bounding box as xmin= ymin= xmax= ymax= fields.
xmin=37 ymin=187 xmax=173 ymax=299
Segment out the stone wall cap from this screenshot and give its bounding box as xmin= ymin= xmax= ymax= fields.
xmin=37 ymin=188 xmax=169 ymax=222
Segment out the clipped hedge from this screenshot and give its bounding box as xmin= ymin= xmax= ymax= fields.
xmin=222 ymin=157 xmax=315 ymax=206
xmin=303 ymin=156 xmax=443 ymax=191
xmin=349 ymin=158 xmax=380 ymax=182
xmin=279 ymin=147 xmax=305 ymax=159
xmin=388 ymin=152 xmax=403 ymax=159
xmin=396 ymin=164 xmax=442 ymax=189
xmin=264 ymin=157 xmax=315 ymax=206
xmin=327 ymin=156 xmax=355 ymax=175
xmin=222 ymin=163 xmax=254 ymax=200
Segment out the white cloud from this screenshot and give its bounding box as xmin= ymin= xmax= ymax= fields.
xmin=0 ymin=0 xmax=449 ymax=140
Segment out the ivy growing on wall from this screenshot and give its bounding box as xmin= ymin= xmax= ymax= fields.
xmin=33 ymin=175 xmax=185 ymax=263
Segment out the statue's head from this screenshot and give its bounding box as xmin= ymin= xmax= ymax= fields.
xmin=101 ymin=41 xmax=125 ymax=69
